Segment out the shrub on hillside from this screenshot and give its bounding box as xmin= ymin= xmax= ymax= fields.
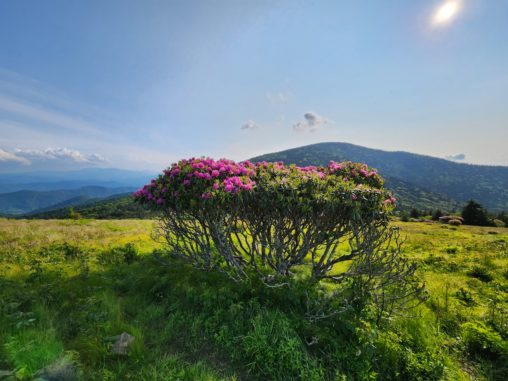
xmin=467 ymin=266 xmax=493 ymax=282
xmin=462 ymin=322 xmax=508 ymax=361
xmin=432 ymin=209 xmax=443 ymax=221
xmin=410 ymin=209 xmax=420 ymax=219
xmin=134 ymin=157 xmax=425 ymax=317
xmin=461 ymin=200 xmax=492 ymax=227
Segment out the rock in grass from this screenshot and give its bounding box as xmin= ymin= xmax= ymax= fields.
xmin=111 ymin=332 xmax=135 ymax=355
xmin=34 ymin=356 xmax=77 ymax=381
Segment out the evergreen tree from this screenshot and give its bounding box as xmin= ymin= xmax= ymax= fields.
xmin=461 ymin=200 xmax=492 ymax=226
xmin=410 ymin=209 xmax=420 ymax=219
xmin=432 ymin=209 xmax=443 ymax=221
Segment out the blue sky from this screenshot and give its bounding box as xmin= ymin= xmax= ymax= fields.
xmin=0 ymin=0 xmax=507 ymax=172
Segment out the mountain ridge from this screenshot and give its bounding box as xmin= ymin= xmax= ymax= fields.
xmin=0 ymin=186 xmax=137 ymax=215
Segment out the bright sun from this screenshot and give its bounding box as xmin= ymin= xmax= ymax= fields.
xmin=432 ymin=0 xmax=461 ymax=26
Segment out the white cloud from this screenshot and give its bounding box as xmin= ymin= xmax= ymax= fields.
xmin=0 ymin=147 xmax=107 ymax=171
xmin=293 ymin=111 xmax=330 ymax=132
xmin=445 ymin=153 xmax=466 ymax=161
xmin=241 ymin=120 xmax=260 ymax=131
xmin=0 ymin=149 xmax=30 ymax=164
xmin=14 ymin=147 xmax=107 ymax=164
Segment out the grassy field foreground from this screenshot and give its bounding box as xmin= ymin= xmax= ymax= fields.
xmin=0 ymin=218 xmax=507 ymax=380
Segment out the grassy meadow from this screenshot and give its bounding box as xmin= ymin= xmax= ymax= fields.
xmin=0 ymin=218 xmax=506 ymax=380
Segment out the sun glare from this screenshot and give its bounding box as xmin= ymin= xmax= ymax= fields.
xmin=432 ymin=0 xmax=461 ymax=26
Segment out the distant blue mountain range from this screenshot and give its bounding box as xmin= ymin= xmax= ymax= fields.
xmin=0 ymin=168 xmax=155 ymax=215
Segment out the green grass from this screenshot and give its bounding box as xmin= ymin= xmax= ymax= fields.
xmin=4 ymin=328 xmax=64 ymax=379
xmin=0 ymin=218 xmax=506 ymax=380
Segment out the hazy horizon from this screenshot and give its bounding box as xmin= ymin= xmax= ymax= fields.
xmin=1 ymin=0 xmax=507 ymax=172
xmin=2 ymin=140 xmax=508 ymax=176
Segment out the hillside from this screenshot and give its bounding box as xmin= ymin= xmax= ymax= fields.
xmin=26 ymin=194 xmax=155 ymax=219
xmin=0 ymin=186 xmax=136 ymax=215
xmin=384 ymin=176 xmax=460 ymax=212
xmin=251 ymin=142 xmax=508 ymax=212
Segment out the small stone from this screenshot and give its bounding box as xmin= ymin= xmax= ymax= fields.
xmin=111 ymin=332 xmax=135 ymax=355
xmin=35 ymin=356 xmax=77 ymax=381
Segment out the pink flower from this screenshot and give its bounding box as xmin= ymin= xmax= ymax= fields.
xmin=384 ymin=196 xmax=396 ymax=205
xmin=212 ymin=183 xmax=220 ymax=190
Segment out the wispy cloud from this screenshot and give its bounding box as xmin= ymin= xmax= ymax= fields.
xmin=14 ymin=147 xmax=106 ymax=164
xmin=0 ymin=95 xmax=101 ymax=134
xmin=445 ymin=153 xmax=466 ymax=161
xmin=293 ymin=112 xmax=330 ymax=132
xmin=0 ymin=148 xmax=30 ymax=164
xmin=241 ymin=120 xmax=260 ymax=131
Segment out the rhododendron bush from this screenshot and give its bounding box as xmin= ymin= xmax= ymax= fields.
xmin=135 ymin=158 xmax=420 ymax=287
xmin=134 ymin=157 xmax=427 ymax=315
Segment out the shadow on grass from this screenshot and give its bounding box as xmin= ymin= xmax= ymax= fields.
xmin=1 ymin=248 xmax=502 ymax=380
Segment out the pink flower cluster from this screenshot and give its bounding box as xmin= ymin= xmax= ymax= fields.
xmin=164 ymin=158 xmax=256 ymax=178
xmin=134 ymin=158 xmax=259 ymax=204
xmin=327 ymin=162 xmax=343 ymax=172
xmin=384 ymin=196 xmax=397 ymax=205
xmin=134 ymin=157 xmax=394 ymax=208
xmin=133 ymin=185 xmax=165 ymax=205
xmin=359 ymin=168 xmax=378 ymax=178
xmin=223 ymin=176 xmax=256 ymax=193
xmin=328 ymin=161 xmax=378 ymax=178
